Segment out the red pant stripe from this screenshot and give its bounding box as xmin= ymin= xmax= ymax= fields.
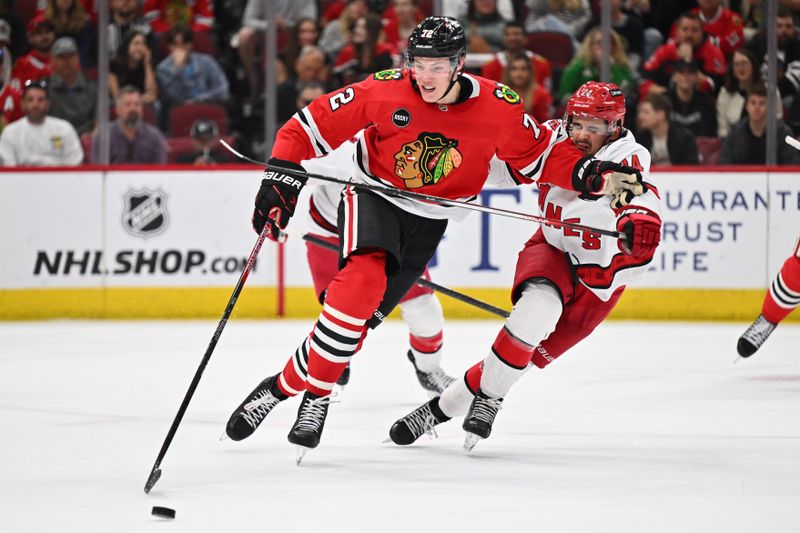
xmin=409 ymin=331 xmax=444 ymax=353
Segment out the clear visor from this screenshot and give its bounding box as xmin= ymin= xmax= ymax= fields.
xmin=405 ymin=53 xmax=459 ymax=77
xmin=567 ymin=114 xmax=616 ymax=136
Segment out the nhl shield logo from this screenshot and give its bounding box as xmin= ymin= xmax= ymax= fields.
xmin=122 ymin=188 xmax=169 ymax=238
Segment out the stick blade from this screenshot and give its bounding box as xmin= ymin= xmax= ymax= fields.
xmin=144 ymin=466 xmax=162 ymax=494
xmin=784 ymin=135 xmax=800 ymax=152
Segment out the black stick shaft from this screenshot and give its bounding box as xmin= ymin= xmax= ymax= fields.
xmin=144 ymin=223 xmax=273 ymax=494
xmin=219 ymin=140 xmax=626 ymax=241
xmin=301 ymin=233 xmax=510 ymax=319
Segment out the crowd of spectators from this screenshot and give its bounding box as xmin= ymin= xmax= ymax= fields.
xmin=1 ymin=0 xmax=800 ymax=166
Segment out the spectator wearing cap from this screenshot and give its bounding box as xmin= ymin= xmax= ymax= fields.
xmin=177 ymin=118 xmax=230 ymax=165
xmin=46 ymin=36 xmax=96 ymax=135
xmin=641 ymin=12 xmax=726 ymax=99
xmin=667 ymin=59 xmax=717 ymax=138
xmin=0 ymin=79 xmax=82 ymax=166
xmin=636 ymin=93 xmax=699 ymax=166
xmin=43 ymin=0 xmax=97 ymax=68
xmin=155 ymin=24 xmax=229 ymax=119
xmin=92 ymin=85 xmax=166 ymax=164
xmin=719 ymin=83 xmax=800 ymax=165
xmin=9 ymin=16 xmax=55 ymax=89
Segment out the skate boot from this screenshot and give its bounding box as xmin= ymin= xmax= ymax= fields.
xmin=389 ymin=397 xmax=451 ymax=445
xmin=737 ymin=314 xmax=777 ymax=357
xmin=287 ymin=392 xmax=333 ymax=463
xmin=462 ymin=390 xmax=503 ymax=452
xmin=336 ymin=365 xmax=351 ymax=386
xmin=407 ymin=350 xmax=456 ymax=395
xmin=224 ymin=375 xmax=286 ymax=441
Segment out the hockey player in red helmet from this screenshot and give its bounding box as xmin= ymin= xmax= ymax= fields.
xmin=224 ymin=11 xmax=648 ymax=461
xmin=565 ymin=81 xmax=627 ymax=154
xmin=390 ymin=81 xmax=664 ymax=452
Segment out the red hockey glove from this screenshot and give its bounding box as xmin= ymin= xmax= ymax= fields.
xmin=573 ymin=158 xmax=646 ymax=198
xmin=616 ymin=206 xmax=661 ymax=259
xmin=252 ymin=158 xmax=307 ymax=240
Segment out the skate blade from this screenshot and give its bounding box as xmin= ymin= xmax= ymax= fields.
xmin=219 ymin=431 xmax=230 ymax=442
xmin=463 ymin=433 xmax=483 ymax=453
xmin=295 ymin=446 xmax=311 ymax=465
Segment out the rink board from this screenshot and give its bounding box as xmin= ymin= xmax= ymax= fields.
xmin=1 ymin=167 xmax=798 ymax=321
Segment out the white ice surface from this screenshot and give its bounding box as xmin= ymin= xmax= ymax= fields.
xmin=1 ymin=319 xmax=799 ymax=532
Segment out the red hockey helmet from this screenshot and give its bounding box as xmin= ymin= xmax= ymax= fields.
xmin=565 ymin=81 xmax=626 ymax=132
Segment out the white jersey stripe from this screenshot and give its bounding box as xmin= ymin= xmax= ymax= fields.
xmin=301 ymin=108 xmax=334 ymax=154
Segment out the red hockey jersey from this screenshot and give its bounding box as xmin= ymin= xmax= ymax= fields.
xmin=272 ymin=69 xmax=585 ymax=220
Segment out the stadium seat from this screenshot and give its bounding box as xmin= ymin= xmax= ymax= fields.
xmin=168 ymin=103 xmax=228 ymax=137
xmin=696 ymin=136 xmax=722 ymax=166
xmin=526 ymin=32 xmax=574 ymax=69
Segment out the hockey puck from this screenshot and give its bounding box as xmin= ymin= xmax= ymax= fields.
xmin=151 ymin=506 xmax=176 ymax=519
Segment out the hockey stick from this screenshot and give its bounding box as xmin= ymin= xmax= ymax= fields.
xmin=785 ymin=135 xmax=800 ymax=152
xmin=300 ymin=232 xmax=510 ymax=318
xmin=143 ymin=222 xmax=277 ymax=494
xmin=220 ymin=140 xmax=626 ymax=240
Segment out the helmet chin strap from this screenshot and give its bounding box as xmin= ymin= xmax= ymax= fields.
xmin=435 ymin=70 xmax=460 ymax=102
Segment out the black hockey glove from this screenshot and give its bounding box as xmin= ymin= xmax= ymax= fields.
xmin=572 ymin=157 xmax=646 ymax=198
xmin=252 ymin=158 xmax=307 ymax=240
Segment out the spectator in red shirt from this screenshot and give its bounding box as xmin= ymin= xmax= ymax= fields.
xmin=481 ymin=21 xmax=552 ymax=92
xmin=503 ymin=51 xmax=552 ymax=122
xmin=641 ymin=12 xmax=726 ymax=99
xmin=142 ymin=0 xmax=214 ymax=33
xmin=692 ymin=0 xmax=743 ymax=58
xmin=10 ymin=16 xmax=55 ymax=90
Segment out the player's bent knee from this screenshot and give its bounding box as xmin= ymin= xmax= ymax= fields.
xmin=505 ymin=279 xmax=563 ymax=347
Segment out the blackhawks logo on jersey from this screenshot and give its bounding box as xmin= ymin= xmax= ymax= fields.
xmin=374 ymin=69 xmax=403 ymax=81
xmin=393 ymin=132 xmax=462 ymax=189
xmin=493 ymin=84 xmax=521 ymax=105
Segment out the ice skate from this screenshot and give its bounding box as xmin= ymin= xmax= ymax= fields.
xmin=287 ymin=392 xmax=334 ymax=463
xmin=462 ymin=390 xmax=503 ymax=452
xmin=737 ymin=314 xmax=777 ymax=357
xmin=223 ymin=375 xmax=285 ymax=441
xmin=389 ymin=398 xmax=451 ymax=445
xmin=407 ymin=350 xmax=456 ymax=396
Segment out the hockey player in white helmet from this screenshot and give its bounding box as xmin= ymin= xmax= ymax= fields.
xmin=389 ymin=81 xmax=663 ymax=451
